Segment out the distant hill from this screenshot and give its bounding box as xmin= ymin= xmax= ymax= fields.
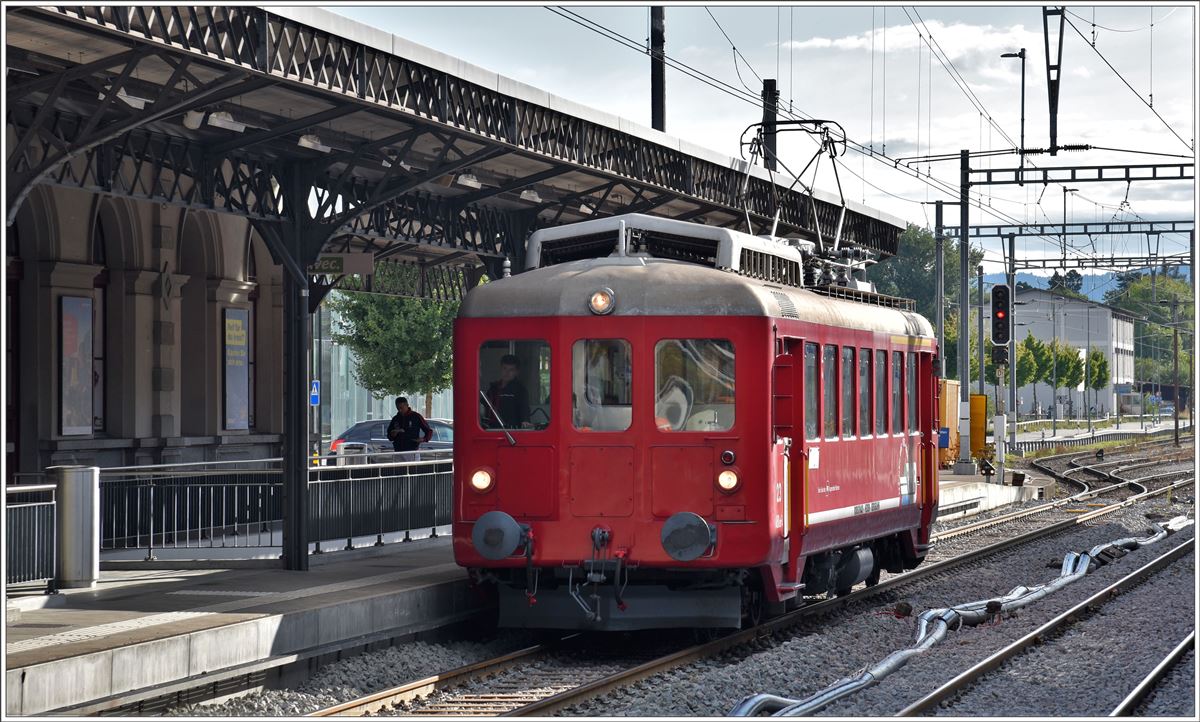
xmin=983 ymin=269 xmax=1191 ymax=302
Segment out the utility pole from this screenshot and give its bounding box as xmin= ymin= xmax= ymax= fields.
xmin=1052 ymin=294 xmax=1058 ymax=437
xmin=650 ymin=6 xmax=665 ymax=132
xmin=761 ymin=79 xmax=779 ymax=171
xmin=1085 ymin=305 xmax=1092 ymax=434
xmin=1007 ymin=233 xmax=1017 ymax=449
xmin=977 ymin=264 xmax=985 ymax=395
xmin=935 ymin=201 xmax=946 ymax=378
xmin=1061 ymin=186 xmax=1078 ymax=266
xmin=1162 ymin=295 xmax=1181 ymax=446
xmin=1000 ymin=48 xmax=1027 ymax=178
xmin=955 ymin=150 xmax=975 ymax=474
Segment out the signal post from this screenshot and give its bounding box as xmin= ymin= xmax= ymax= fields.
xmin=991 ymin=283 xmax=1012 ymax=484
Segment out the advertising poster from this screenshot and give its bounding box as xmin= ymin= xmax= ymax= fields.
xmin=60 ymin=295 xmax=93 ymax=436
xmin=224 ymin=307 xmax=250 ymax=430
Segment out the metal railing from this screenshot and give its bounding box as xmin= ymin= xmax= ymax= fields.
xmin=309 ymin=451 xmax=453 ymax=552
xmin=6 ymin=483 xmax=56 ymax=586
xmin=99 ymin=458 xmax=282 ymax=555
xmin=1011 ymin=424 xmax=1193 ymax=455
xmin=92 ymin=450 xmax=453 ymax=558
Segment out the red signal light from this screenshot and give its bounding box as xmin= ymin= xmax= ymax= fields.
xmin=996 ymin=311 xmax=1006 ymax=319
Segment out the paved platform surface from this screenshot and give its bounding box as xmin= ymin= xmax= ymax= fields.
xmin=4 ymin=536 xmax=473 ymax=716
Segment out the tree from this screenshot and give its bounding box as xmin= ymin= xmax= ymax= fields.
xmin=1022 ymin=332 xmax=1051 ymax=415
xmin=1103 ymin=273 xmax=1193 ymax=380
xmin=867 ymin=224 xmax=984 ymax=327
xmin=326 ymin=285 xmax=460 ymax=415
xmin=1085 ymin=347 xmax=1109 ymax=415
xmin=1058 ymin=343 xmax=1085 ymax=415
xmin=1087 ymin=346 xmax=1109 ymax=394
xmin=942 ymin=308 xmax=981 ymax=384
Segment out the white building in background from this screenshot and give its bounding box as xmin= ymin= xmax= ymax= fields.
xmin=1007 ymin=288 xmax=1135 ymax=417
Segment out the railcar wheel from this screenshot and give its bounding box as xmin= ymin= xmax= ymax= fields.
xmin=865 ymin=565 xmax=882 ymax=587
xmin=741 ymin=584 xmax=765 ymax=628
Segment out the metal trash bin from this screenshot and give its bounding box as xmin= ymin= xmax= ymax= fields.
xmin=337 ymin=442 xmax=369 ymax=466
xmin=51 ymin=465 xmax=99 ymax=589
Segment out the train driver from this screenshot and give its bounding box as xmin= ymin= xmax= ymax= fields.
xmin=483 ymin=354 xmax=533 ymax=429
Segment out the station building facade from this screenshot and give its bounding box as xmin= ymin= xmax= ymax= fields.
xmin=4 ymin=185 xmax=450 ymax=477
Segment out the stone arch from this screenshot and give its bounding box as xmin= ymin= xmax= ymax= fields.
xmin=11 ymin=185 xmax=60 ymax=261
xmin=90 ymin=196 xmax=142 ymax=270
xmin=178 ymin=212 xmax=223 ymax=435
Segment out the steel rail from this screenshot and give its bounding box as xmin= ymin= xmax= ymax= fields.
xmin=896 ymin=538 xmax=1195 ymax=716
xmin=1109 ymin=630 xmax=1195 ymax=717
xmin=306 ymin=447 xmax=1193 ymax=718
xmin=307 ymin=640 xmax=566 ymax=716
xmin=937 ymin=444 xmax=1191 ymax=542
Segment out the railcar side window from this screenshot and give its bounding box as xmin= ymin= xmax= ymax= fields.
xmin=804 ymin=342 xmax=818 ymax=440
xmin=842 ymin=347 xmax=856 ymax=438
xmin=907 ymin=351 xmax=917 ymax=432
xmin=479 ymin=340 xmax=551 ymax=431
xmin=823 ymin=345 xmax=837 ymax=439
xmin=892 ymin=351 xmax=903 ymax=436
xmin=654 ymin=339 xmax=735 ymax=432
xmin=875 ymin=350 xmax=887 ymax=435
xmin=859 ymin=348 xmax=871 ymax=436
xmin=573 ymin=339 xmax=632 ymax=431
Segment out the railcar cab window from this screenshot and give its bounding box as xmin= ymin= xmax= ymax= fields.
xmin=479 ymin=341 xmax=551 ymax=431
xmin=907 ymin=351 xmax=918 ymax=433
xmin=858 ymin=348 xmax=871 ymax=436
xmin=875 ymin=350 xmax=887 ymax=436
xmin=842 ymin=347 xmax=856 ymax=438
xmin=892 ymin=351 xmax=903 ymax=435
xmin=823 ymin=345 xmax=837 ymax=439
xmin=654 ymin=339 xmax=734 ymax=432
xmin=803 ymin=343 xmax=818 ymax=441
xmin=573 ymin=339 xmax=632 ymax=431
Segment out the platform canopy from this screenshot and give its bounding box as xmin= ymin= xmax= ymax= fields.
xmin=6 ymin=6 xmax=906 ymax=301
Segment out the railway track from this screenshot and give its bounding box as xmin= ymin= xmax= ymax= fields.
xmin=307 ymin=451 xmax=1195 ymax=718
xmin=929 ymin=445 xmax=1192 ymax=550
xmin=1113 ymin=630 xmax=1196 ymax=716
xmin=895 ymin=538 xmax=1195 ymax=716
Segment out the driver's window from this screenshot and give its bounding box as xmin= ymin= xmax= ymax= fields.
xmin=654 ymin=339 xmax=735 ymax=432
xmin=573 ymin=339 xmax=632 ymax=431
xmin=478 ymin=340 xmax=550 ymax=431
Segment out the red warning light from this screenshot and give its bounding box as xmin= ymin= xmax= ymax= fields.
xmin=996 ymin=311 xmax=1006 ymax=319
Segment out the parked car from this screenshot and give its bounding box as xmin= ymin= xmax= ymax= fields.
xmin=329 ymin=418 xmax=453 ymax=461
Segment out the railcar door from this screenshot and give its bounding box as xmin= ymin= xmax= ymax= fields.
xmin=775 ymin=339 xmax=810 ymax=585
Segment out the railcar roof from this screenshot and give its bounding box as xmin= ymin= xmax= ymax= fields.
xmin=459 ymin=257 xmax=934 ymax=338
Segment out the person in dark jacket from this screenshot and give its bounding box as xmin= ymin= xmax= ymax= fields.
xmin=387 ymin=397 xmax=432 ymax=454
xmin=484 ymin=354 xmax=532 ymax=429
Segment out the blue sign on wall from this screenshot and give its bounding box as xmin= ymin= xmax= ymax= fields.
xmin=310 ymin=380 xmax=320 ymax=406
xmin=938 ymin=427 xmax=950 ymax=448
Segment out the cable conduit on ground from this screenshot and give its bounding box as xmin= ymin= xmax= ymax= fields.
xmin=729 ymin=515 xmax=1194 ymax=717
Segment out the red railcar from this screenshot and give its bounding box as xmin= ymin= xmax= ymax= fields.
xmin=453 ymin=214 xmax=938 ymax=630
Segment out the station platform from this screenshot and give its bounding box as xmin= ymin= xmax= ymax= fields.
xmin=937 ymin=468 xmax=1047 ymax=520
xmin=4 ymin=535 xmax=476 ymax=716
xmin=5 ymin=473 xmax=1045 ymax=716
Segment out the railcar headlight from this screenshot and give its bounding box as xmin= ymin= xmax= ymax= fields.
xmin=716 ymin=469 xmax=740 ymax=493
xmin=588 ymin=287 xmax=615 ymax=315
xmin=470 ymin=469 xmax=494 ymax=493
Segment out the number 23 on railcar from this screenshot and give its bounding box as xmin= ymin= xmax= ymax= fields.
xmin=452 ymin=214 xmax=939 ymax=631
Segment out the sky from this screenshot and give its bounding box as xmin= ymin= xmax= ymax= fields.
xmin=325 ymin=3 xmax=1197 ymax=275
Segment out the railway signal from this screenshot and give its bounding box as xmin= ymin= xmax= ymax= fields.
xmin=990 ymin=284 xmax=1012 ymax=345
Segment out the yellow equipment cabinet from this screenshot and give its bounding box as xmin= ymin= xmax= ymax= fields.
xmin=970 ymin=393 xmax=988 ymax=458
xmin=938 ymin=379 xmax=959 ymax=468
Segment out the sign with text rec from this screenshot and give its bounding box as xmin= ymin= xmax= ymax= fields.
xmin=307 ymin=253 xmax=375 ymax=276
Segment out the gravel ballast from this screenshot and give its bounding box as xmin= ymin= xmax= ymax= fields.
xmin=564 ymin=504 xmax=1194 ymax=717
xmin=167 ymin=633 xmax=534 ymax=716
